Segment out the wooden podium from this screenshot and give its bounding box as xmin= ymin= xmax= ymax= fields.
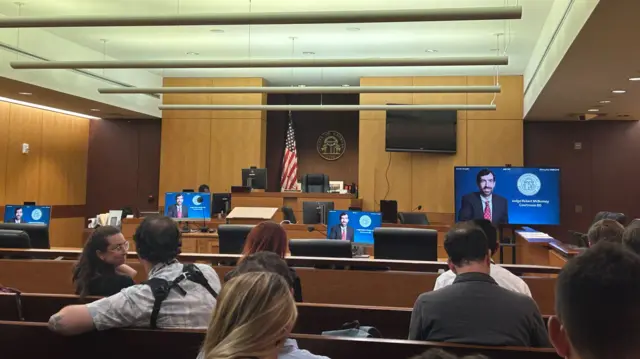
xmin=226 ymin=207 xmax=278 ymax=225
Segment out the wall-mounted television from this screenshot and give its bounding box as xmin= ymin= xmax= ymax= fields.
xmin=454 ymin=167 xmax=561 ymax=226
xmin=385 ymin=108 xmax=457 ymax=154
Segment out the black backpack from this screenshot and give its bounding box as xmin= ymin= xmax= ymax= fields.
xmin=143 ymin=264 xmax=218 ymax=329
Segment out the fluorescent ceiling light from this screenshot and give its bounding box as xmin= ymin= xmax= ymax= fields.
xmin=629 ymin=77 xmax=640 ymax=81
xmin=0 ymin=7 xmax=522 ymax=28
xmin=11 ymin=56 xmax=509 ymax=69
xmin=98 ymin=85 xmax=502 ymax=94
xmin=159 ymin=104 xmax=496 ymax=111
xmin=599 ymin=100 xmax=611 ymax=104
xmin=588 ymin=109 xmax=599 ymax=112
xmin=18 ymin=92 xmax=32 ymax=95
xmin=612 ymin=90 xmax=626 ymax=94
xmin=0 ymin=96 xmax=101 ymax=120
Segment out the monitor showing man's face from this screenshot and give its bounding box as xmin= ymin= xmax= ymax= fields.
xmin=340 ymin=214 xmax=349 ymax=226
xmin=15 ymin=208 xmax=22 ymax=219
xmin=477 ymin=173 xmax=496 ymax=197
xmin=176 ymin=195 xmax=184 ymax=205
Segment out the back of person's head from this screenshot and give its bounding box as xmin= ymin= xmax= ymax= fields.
xmin=73 ymin=226 xmax=122 ymax=297
xmin=409 ymin=349 xmax=488 ymax=359
xmin=201 ymin=272 xmax=297 ymax=359
xmin=242 ymin=221 xmax=288 ymax=258
xmin=198 ymin=184 xmax=210 ymax=193
xmin=623 ymin=220 xmax=640 ymax=255
xmin=444 ymin=222 xmax=490 ymax=268
xmin=134 ymin=216 xmax=181 ymax=264
xmin=587 ymin=219 xmax=624 ymax=246
xmin=231 ymin=251 xmax=294 ymax=288
xmin=471 ymin=219 xmax=498 ymax=255
xmin=549 ymin=242 xmax=640 ymax=359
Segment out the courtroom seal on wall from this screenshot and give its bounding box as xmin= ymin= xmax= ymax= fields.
xmin=317 ymin=130 xmax=346 ymax=161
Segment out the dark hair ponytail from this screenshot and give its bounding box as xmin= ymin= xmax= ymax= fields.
xmin=72 ymin=226 xmax=121 ymax=299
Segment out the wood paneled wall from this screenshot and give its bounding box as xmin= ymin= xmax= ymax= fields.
xmin=159 ymin=78 xmax=267 ymax=202
xmin=359 ymin=76 xmax=524 ymax=214
xmin=0 ymin=100 xmax=90 ymax=247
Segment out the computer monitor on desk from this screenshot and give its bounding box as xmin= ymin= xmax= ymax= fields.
xmin=302 ymin=201 xmax=334 ymax=225
xmin=212 ymin=193 xmax=232 ymax=216
xmin=241 ymin=167 xmax=267 ymax=190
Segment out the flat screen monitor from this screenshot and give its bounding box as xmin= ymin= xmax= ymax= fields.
xmin=0 ymin=223 xmax=50 ymax=249
xmin=454 ymin=167 xmax=561 ymax=225
xmin=241 ymin=167 xmax=267 ymax=190
xmin=326 ymin=210 xmax=382 ymax=245
xmin=212 ymin=193 xmax=232 ymax=215
xmin=163 ymin=192 xmax=211 ymax=221
xmin=302 ymin=201 xmax=334 ymax=225
xmin=385 ymin=109 xmax=457 ymax=153
xmin=3 ymin=205 xmax=51 ymax=225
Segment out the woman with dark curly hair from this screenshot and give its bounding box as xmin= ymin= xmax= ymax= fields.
xmin=72 ymin=226 xmax=137 ymax=298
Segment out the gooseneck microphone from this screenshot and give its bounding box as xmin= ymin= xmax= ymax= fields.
xmin=307 ymin=225 xmax=327 ymax=237
xmin=412 ymin=205 xmax=423 ymax=211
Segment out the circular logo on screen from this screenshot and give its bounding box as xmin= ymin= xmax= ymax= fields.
xmin=317 ymin=131 xmax=346 ymax=161
xmin=359 ymin=215 xmax=372 ymax=228
xmin=192 ymin=195 xmax=202 ymax=205
xmin=517 ymin=173 xmax=542 ymax=196
xmin=31 ymin=209 xmax=42 ymax=221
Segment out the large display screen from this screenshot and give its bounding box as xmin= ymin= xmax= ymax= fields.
xmin=164 ymin=192 xmax=211 ymax=220
xmin=454 ymin=167 xmax=561 ymax=225
xmin=3 ymin=205 xmax=52 ymax=225
xmin=326 ymin=210 xmax=382 ymax=244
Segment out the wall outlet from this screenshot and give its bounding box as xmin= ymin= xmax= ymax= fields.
xmin=21 ymin=143 xmax=29 ymax=154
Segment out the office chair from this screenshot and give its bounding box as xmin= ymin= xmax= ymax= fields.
xmin=373 ymin=227 xmax=438 ymax=261
xmin=302 ymin=174 xmax=330 ymax=193
xmin=0 ymin=230 xmax=31 ymax=249
xmin=0 ymin=223 xmax=49 ymax=249
xmin=281 ymin=206 xmax=297 ymax=224
xmin=397 ymin=212 xmax=429 ymax=225
xmin=217 ymin=224 xmax=254 ymax=254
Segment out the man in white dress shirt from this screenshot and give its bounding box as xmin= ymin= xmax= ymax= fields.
xmin=434 ymin=219 xmax=531 ymax=297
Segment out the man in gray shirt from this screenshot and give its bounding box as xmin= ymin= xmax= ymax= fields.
xmin=409 ymin=222 xmax=550 ymax=347
xmin=49 ymin=216 xmax=221 ymax=335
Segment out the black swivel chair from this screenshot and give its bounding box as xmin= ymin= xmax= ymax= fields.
xmin=397 ymin=212 xmax=429 ymax=225
xmin=217 ymin=224 xmax=254 ymax=254
xmin=0 ymin=230 xmax=31 ymax=249
xmin=0 ymin=223 xmax=49 ymax=249
xmin=373 ymin=227 xmax=438 ymax=261
xmin=302 ymin=174 xmax=330 ymax=193
xmin=281 ymin=207 xmax=297 ymax=224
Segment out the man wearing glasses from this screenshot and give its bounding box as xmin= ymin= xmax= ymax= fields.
xmin=48 ymin=216 xmax=222 ymax=335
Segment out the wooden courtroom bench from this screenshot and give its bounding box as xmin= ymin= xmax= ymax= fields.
xmin=0 ymin=321 xmax=561 ymax=359
xmin=0 ymin=293 xmax=552 ymax=338
xmin=0 ymin=258 xmax=557 ymax=314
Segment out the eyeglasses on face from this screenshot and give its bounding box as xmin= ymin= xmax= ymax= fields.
xmin=109 ymin=240 xmax=130 ymax=252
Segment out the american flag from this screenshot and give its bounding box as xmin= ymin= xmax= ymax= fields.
xmin=280 ymin=111 xmax=298 ymax=191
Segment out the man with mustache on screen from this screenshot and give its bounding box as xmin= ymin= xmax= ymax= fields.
xmin=458 ymin=169 xmax=508 ymax=225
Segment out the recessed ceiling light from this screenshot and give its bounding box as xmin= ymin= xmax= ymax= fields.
xmin=90 ymin=108 xmax=101 ymax=112
xmin=346 ymin=27 xmax=360 ymax=31
xmin=303 ymin=51 xmax=315 ymax=55
xmin=210 ymin=29 xmax=225 ymax=33
xmin=588 ymin=109 xmax=600 ymax=112
xmin=297 ymin=85 xmax=306 ymax=87
xmin=425 ymin=49 xmax=438 ymax=53
xmin=599 ymin=100 xmax=611 ymax=104
xmin=629 ymin=77 xmax=640 ymax=81
xmin=18 ymin=92 xmax=32 ymax=96
xmin=186 ymin=51 xmax=200 ymax=56
xmin=342 ymin=84 xmax=350 ymax=87
xmin=612 ymin=90 xmax=626 ymax=94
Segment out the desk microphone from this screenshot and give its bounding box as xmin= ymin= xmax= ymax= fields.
xmin=412 ymin=205 xmax=423 ymax=211
xmin=307 ymin=225 xmax=327 ymax=237
xmin=196 ymin=195 xmax=208 ymax=233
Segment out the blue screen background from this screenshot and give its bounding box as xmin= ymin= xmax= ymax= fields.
xmin=4 ymin=205 xmax=52 ymax=225
xmin=454 ymin=167 xmax=561 ymax=225
xmin=326 ymin=210 xmax=382 ymax=244
xmin=164 ymin=192 xmax=212 ymax=219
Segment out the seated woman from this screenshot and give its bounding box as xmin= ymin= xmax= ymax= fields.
xmin=199 ymin=272 xmax=328 ymax=359
xmin=225 ymin=221 xmax=303 ymax=301
xmin=72 ymin=226 xmax=137 ymax=298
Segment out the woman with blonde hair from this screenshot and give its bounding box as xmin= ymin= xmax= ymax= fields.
xmin=199 ymin=271 xmax=328 ymax=359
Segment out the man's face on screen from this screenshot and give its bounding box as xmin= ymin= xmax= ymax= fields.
xmin=15 ymin=209 xmax=22 ymax=219
xmin=340 ymin=215 xmax=349 ymax=226
xmin=176 ymin=196 xmax=184 ymax=205
xmin=478 ymin=173 xmax=495 ymax=196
